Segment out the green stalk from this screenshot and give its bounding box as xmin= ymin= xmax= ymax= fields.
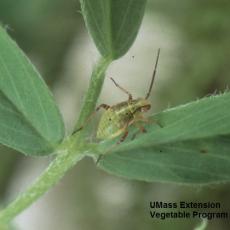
xmin=75 ymin=56 xmax=112 ymax=131
xmin=0 ymin=56 xmax=112 ymax=224
xmin=0 ymin=142 xmax=83 ymax=224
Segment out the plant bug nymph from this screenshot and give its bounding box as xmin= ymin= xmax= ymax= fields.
xmin=75 ymin=49 xmax=161 ymax=145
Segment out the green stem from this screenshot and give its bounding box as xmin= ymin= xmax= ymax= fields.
xmin=0 ymin=140 xmax=83 ymax=224
xmin=0 ymin=56 xmax=112 ymax=224
xmin=75 ymin=56 xmax=112 ymax=130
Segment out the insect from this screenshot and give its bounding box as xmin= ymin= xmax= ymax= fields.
xmin=75 ymin=49 xmax=161 ymax=145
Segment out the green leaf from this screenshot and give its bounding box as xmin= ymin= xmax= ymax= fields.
xmin=0 ymin=27 xmax=64 ymax=156
xmin=80 ymin=0 xmax=147 ymax=59
xmin=98 ymin=92 xmax=230 ymax=184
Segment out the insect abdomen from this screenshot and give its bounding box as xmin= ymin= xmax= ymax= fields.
xmin=96 ymin=99 xmax=145 ymax=140
xmin=96 ymin=109 xmax=123 ymax=140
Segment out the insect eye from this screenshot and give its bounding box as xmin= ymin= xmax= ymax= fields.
xmin=141 ymin=105 xmax=151 ymax=112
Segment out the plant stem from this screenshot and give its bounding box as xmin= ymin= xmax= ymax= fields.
xmin=0 ymin=56 xmax=112 ymax=224
xmin=74 ymin=56 xmax=112 ymax=131
xmin=0 ymin=140 xmax=83 ymax=224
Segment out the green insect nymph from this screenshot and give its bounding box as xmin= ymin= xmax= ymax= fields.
xmin=76 ymin=49 xmax=161 ymax=145
xmin=96 ymin=98 xmax=151 ymax=140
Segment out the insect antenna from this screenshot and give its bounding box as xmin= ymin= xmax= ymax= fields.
xmin=145 ymin=48 xmax=160 ymax=99
xmin=110 ymin=77 xmax=132 ymax=100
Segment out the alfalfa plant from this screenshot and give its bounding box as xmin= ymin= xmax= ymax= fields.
xmin=0 ymin=0 xmax=230 ymax=226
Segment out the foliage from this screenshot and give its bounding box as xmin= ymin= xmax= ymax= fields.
xmin=0 ymin=27 xmax=64 ymax=155
xmin=99 ymin=93 xmax=230 ymax=184
xmin=0 ymin=0 xmax=229 ymax=226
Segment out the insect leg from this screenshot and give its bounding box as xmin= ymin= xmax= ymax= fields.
xmin=146 ymin=117 xmax=163 ymax=128
xmin=117 ymin=129 xmax=129 ymax=144
xmin=96 ymin=122 xmax=130 ymax=165
xmin=135 ymin=114 xmax=163 ymax=128
xmin=130 ymin=114 xmax=163 ymax=140
xmin=131 ymin=123 xmax=147 ymax=140
xmin=96 ymin=104 xmax=110 ymax=111
xmin=110 ymin=77 xmax=133 ymax=100
xmin=73 ymin=104 xmax=110 ymax=134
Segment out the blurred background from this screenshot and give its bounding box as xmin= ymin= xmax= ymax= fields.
xmin=0 ymin=0 xmax=230 ymax=229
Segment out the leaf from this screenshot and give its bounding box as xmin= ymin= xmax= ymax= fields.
xmin=0 ymin=27 xmax=65 ymax=156
xmin=98 ymin=92 xmax=230 ymax=184
xmin=80 ymin=0 xmax=147 ymax=59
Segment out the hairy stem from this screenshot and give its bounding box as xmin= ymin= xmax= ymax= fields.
xmin=75 ymin=56 xmax=112 ymax=131
xmin=0 ymin=56 xmax=111 ymax=224
xmin=0 ymin=140 xmax=83 ymax=224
